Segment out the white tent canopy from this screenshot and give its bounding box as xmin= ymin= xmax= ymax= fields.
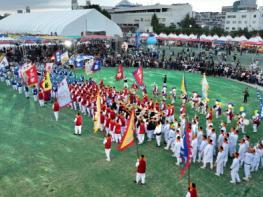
xmin=0 ymin=9 xmax=123 ymax=37
xmin=248 ymin=36 xmax=263 ymax=42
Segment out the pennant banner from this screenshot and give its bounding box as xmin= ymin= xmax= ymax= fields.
xmin=0 ymin=56 xmax=8 ymax=68
xmin=116 ymin=64 xmax=124 ymax=81
xmin=181 ymin=74 xmax=187 ymax=95
xmin=57 ymin=78 xmax=72 ymax=107
xmin=23 ymin=64 xmax=38 ymax=86
xmin=133 ymin=66 xmax=143 ymax=86
xmin=94 ymin=93 xmax=101 ymax=133
xmin=41 ymin=72 xmax=52 ymax=92
xmin=201 ymin=73 xmax=209 ymax=100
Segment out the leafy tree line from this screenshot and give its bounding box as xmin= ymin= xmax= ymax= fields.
xmin=83 ymin=4 xmax=111 ymax=19
xmin=151 ymin=14 xmax=263 ymax=38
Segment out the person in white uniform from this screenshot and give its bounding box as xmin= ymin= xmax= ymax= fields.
xmin=215 ymin=146 xmax=225 ymax=176
xmin=201 ymin=139 xmax=214 ymax=169
xmin=230 ymin=152 xmax=241 ymax=184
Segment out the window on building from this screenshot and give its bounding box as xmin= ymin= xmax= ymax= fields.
xmin=232 ymin=27 xmax=236 ymax=30
xmin=232 ymin=21 xmax=236 ymax=24
xmin=241 ymin=15 xmax=246 ymax=18
xmin=227 ymin=15 xmax=236 ymax=18
xmin=226 ymin=21 xmax=230 ymax=24
xmin=238 ymin=21 xmax=242 ymax=24
xmin=244 ymin=21 xmax=247 ymax=24
xmin=226 ymin=27 xmax=229 ymax=30
xmin=253 ymin=15 xmax=256 ymax=18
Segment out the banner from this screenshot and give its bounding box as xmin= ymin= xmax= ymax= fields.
xmin=41 ymin=72 xmax=52 ymax=92
xmin=118 ymin=110 xmax=135 ymax=151
xmin=61 ymin=52 xmax=69 ymax=65
xmin=91 ymin=59 xmax=102 ymax=72
xmin=57 ymin=78 xmax=72 ymax=107
xmin=45 ymin=63 xmax=53 ymax=73
xmin=24 ymin=64 xmax=38 ymax=86
xmin=94 ymin=93 xmax=101 ymax=133
xmin=181 ymin=74 xmax=187 ymax=95
xmin=55 ymin=51 xmax=61 ymax=64
xmin=133 ymin=66 xmax=143 ymax=86
xmin=180 ymin=123 xmax=192 ymax=178
xmin=0 ymin=56 xmax=8 ymax=68
xmin=116 ymin=64 xmax=124 ymax=81
xmin=201 ymin=73 xmax=209 ymax=100
xmin=84 ymin=56 xmax=94 ymax=74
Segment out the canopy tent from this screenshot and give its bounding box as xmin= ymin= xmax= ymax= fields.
xmin=0 ymin=9 xmax=123 ymax=37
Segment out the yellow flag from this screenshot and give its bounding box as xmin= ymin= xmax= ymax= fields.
xmin=94 ymin=93 xmax=101 ymax=133
xmin=42 ymin=72 xmax=52 ymax=91
xmin=181 ymin=75 xmax=187 ymax=95
xmin=118 ymin=110 xmax=135 ymax=151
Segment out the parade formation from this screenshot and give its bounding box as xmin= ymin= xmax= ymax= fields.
xmin=0 ymin=38 xmax=263 ymax=197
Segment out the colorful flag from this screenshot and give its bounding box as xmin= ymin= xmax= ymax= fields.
xmin=84 ymin=56 xmax=94 ymax=74
xmin=256 ymin=90 xmax=263 ymax=120
xmin=180 ymin=123 xmax=192 ymax=178
xmin=118 ymin=110 xmax=135 ymax=151
xmin=61 ymin=51 xmax=69 ymax=65
xmin=91 ymin=59 xmax=102 ymax=72
xmin=55 ymin=51 xmax=61 ymax=64
xmin=24 ymin=64 xmax=38 ymax=86
xmin=94 ymin=93 xmax=101 ymax=133
xmin=201 ymin=73 xmax=209 ymax=100
xmin=116 ymin=64 xmax=124 ymax=81
xmin=41 ymin=72 xmax=52 ymax=91
xmin=57 ymin=78 xmax=71 ymax=107
xmin=181 ymin=74 xmax=187 ymax=95
xmin=45 ymin=63 xmax=53 ymax=73
xmin=0 ymin=56 xmax=8 ymax=68
xmin=133 ymin=66 xmax=143 ymax=86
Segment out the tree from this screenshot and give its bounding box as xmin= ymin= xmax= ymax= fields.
xmin=151 ymin=14 xmax=160 ymax=32
xmin=83 ymin=4 xmax=111 ymax=19
xmin=178 ymin=14 xmax=199 ymax=28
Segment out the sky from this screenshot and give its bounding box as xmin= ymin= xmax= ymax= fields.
xmin=0 ymin=0 xmax=263 ymax=14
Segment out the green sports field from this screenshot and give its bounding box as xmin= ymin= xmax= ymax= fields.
xmin=0 ymin=68 xmax=262 ymax=197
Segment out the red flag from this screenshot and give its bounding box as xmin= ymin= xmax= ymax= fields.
xmin=116 ymin=64 xmax=124 ymax=81
xmin=118 ymin=110 xmax=135 ymax=151
xmin=133 ymin=66 xmax=143 ymax=86
xmin=24 ymin=64 xmax=38 ymax=86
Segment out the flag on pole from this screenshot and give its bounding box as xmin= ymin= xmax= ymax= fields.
xmin=116 ymin=64 xmax=124 ymax=80
xmin=55 ymin=51 xmax=61 ymax=64
xmin=201 ymin=73 xmax=209 ymax=100
xmin=0 ymin=56 xmax=8 ymax=68
xmin=61 ymin=52 xmax=69 ymax=65
xmin=118 ymin=110 xmax=135 ymax=151
xmin=45 ymin=63 xmax=53 ymax=73
xmin=24 ymin=64 xmax=38 ymax=86
xmin=181 ymin=74 xmax=187 ymax=95
xmin=94 ymin=92 xmax=101 ymax=133
xmin=180 ymin=123 xmax=192 ymax=178
xmin=91 ymin=59 xmax=102 ymax=72
xmin=256 ymin=89 xmax=263 ymax=120
xmin=133 ymin=66 xmax=143 ymax=86
xmin=57 ymin=78 xmax=71 ymax=107
xmin=41 ymin=72 xmax=52 ymax=91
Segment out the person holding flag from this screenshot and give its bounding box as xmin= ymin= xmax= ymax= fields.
xmin=116 ymin=64 xmax=124 ymax=81
xmin=135 ymin=155 xmax=147 ymax=185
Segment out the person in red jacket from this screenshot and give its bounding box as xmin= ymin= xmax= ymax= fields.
xmin=38 ymin=90 xmax=44 ymax=107
xmin=138 ymin=120 xmax=146 ymax=144
xmin=103 ymin=134 xmax=112 ymax=161
xmin=114 ymin=119 xmax=122 ymax=143
xmin=135 ymin=155 xmax=146 ymax=185
xmin=190 ymin=182 xmax=197 ymax=197
xmin=52 ymin=99 xmax=60 ymax=121
xmin=74 ymin=112 xmax=83 ymax=135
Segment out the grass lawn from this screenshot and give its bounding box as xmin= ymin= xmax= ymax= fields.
xmin=0 ymin=68 xmax=262 ymax=197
